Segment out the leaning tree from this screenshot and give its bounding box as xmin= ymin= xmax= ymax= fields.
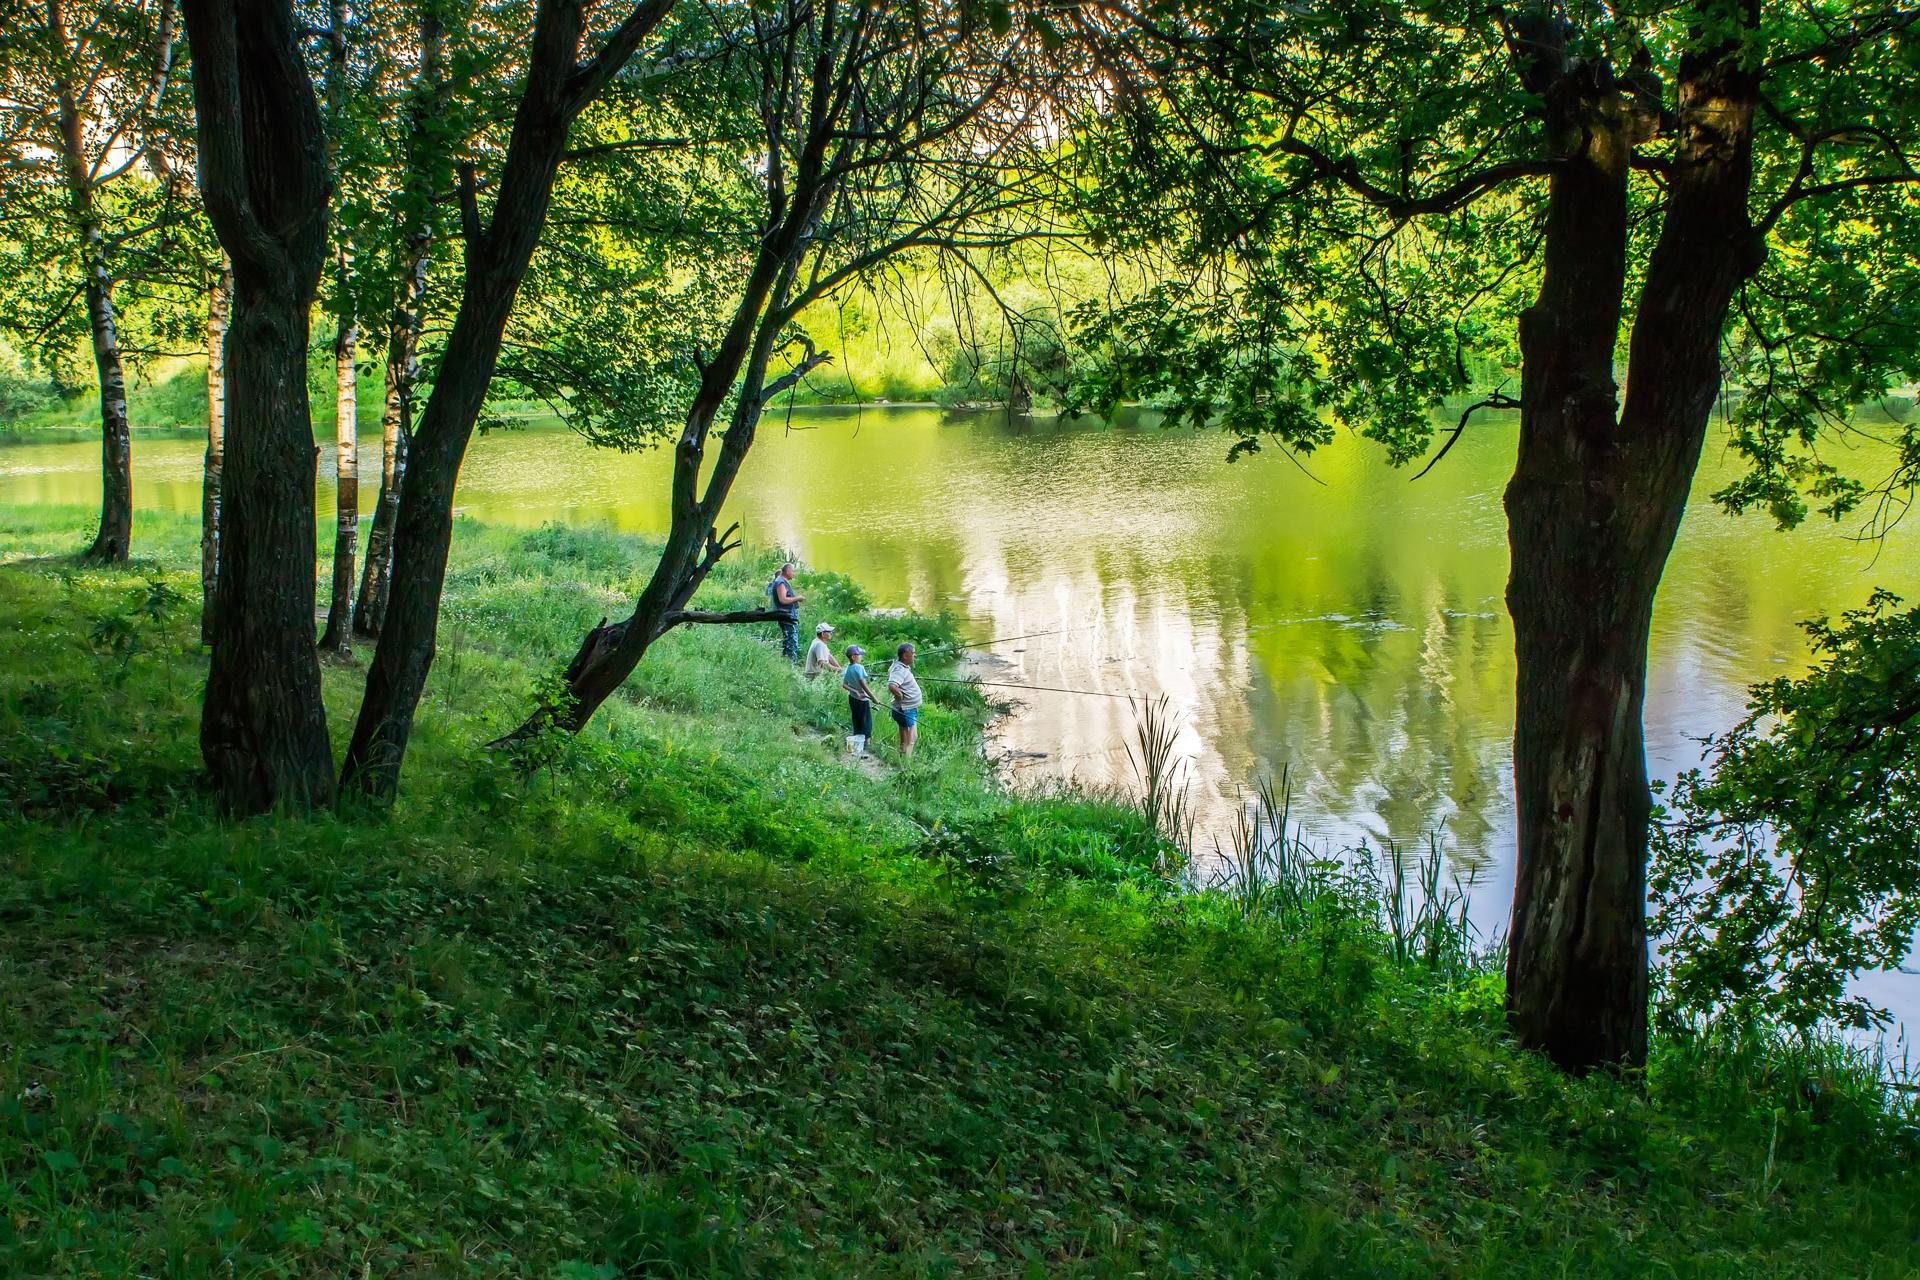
xmin=346 ymin=0 xmax=1083 ymax=789
xmin=1071 ymin=0 xmax=1920 ymax=1069
xmin=335 ymin=0 xmax=687 ymax=798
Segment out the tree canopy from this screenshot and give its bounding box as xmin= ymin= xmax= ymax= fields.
xmin=1071 ymin=0 xmax=1920 ymax=521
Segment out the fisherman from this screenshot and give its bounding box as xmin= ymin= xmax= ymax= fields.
xmin=842 ymin=644 xmax=879 ymax=755
xmin=767 ymin=561 xmax=804 ymax=661
xmin=886 ymin=641 xmax=923 ymax=757
xmin=804 ymin=621 xmax=841 ymax=678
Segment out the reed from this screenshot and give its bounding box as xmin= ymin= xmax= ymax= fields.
xmin=1210 ymin=772 xmax=1492 ymax=978
xmin=1124 ymin=694 xmax=1194 ymax=857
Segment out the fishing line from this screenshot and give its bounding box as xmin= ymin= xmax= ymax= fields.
xmin=917 ymin=675 xmax=1144 ymax=701
xmin=924 ymin=627 xmax=1076 ymax=654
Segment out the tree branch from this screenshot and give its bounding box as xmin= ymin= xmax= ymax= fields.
xmin=1412 ymin=392 xmax=1519 ymax=481
xmin=562 ymin=135 xmax=690 ymax=162
xmin=1275 ymin=130 xmax=1557 ymax=217
xmin=660 ymin=607 xmax=788 ymax=628
xmin=562 ymin=0 xmax=678 ymax=115
xmin=1756 ymin=120 xmax=1920 ymax=234
xmin=758 ymin=336 xmax=832 ymax=402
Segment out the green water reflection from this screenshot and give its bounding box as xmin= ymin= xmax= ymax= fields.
xmin=3 ymin=408 xmax=1914 ymax=923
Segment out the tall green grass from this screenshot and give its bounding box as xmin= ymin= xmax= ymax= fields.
xmin=3 ymin=503 xmax=1919 ymax=1276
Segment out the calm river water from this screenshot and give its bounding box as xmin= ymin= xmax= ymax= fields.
xmin=4 ymin=407 xmax=1915 ymax=1032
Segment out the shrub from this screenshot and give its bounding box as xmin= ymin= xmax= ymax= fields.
xmin=1651 ymin=590 xmax=1920 ymax=1036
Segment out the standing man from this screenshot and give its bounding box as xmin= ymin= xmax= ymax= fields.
xmin=804 ymin=622 xmax=841 ymax=678
xmin=887 ymin=641 xmax=923 ymax=757
xmin=768 ymin=561 xmax=804 ymax=661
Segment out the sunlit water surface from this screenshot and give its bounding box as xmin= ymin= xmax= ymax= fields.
xmin=4 ymin=407 xmax=1915 ymax=1037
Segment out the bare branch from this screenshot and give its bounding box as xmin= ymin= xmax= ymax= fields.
xmin=1412 ymin=393 xmax=1520 ymax=482
xmin=758 ymin=335 xmax=833 ymax=403
xmin=660 ymin=607 xmax=789 ymax=628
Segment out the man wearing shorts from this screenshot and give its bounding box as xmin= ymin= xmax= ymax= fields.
xmin=886 ymin=641 xmax=922 ymax=757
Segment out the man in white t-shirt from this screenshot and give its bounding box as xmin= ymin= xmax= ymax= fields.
xmin=803 ymin=622 xmax=840 ymax=678
xmin=886 ymin=641 xmax=923 ymax=756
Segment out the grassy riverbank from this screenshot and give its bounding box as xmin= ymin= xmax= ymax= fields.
xmin=3 ymin=504 xmax=1918 ymax=1277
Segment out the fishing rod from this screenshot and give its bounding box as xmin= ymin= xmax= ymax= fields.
xmin=916 ymin=674 xmax=1144 ymax=701
xmin=921 ymin=627 xmax=1075 ymax=655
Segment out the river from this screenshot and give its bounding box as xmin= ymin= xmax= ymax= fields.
xmin=4 ymin=406 xmax=1915 ymax=1034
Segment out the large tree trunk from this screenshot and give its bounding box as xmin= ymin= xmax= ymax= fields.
xmin=341 ymin=0 xmax=677 ymax=800
xmin=201 ymin=264 xmax=230 ymax=646
xmin=1505 ymin=472 xmax=1663 ymax=1073
xmin=318 ymin=294 xmax=359 ymax=653
xmin=1502 ymin=16 xmax=1760 ymax=1072
xmin=184 ymin=0 xmax=336 ymax=813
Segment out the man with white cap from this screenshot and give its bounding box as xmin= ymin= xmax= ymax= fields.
xmin=803 ymin=621 xmax=841 ymax=678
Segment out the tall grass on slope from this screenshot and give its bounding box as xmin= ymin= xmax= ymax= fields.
xmin=2 ymin=505 xmax=1919 ymax=1277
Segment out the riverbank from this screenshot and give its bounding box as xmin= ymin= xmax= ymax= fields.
xmin=2 ymin=504 xmax=1917 ymax=1276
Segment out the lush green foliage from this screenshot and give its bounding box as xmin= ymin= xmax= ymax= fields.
xmin=1652 ymin=590 xmax=1920 ymax=1035
xmin=3 ymin=506 xmax=1917 ymax=1276
xmin=0 ymin=0 xmax=201 ymax=388
xmin=0 ymin=343 xmax=64 ymax=426
xmin=1066 ymin=0 xmax=1920 ymax=512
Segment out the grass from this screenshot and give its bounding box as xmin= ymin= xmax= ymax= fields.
xmin=2 ymin=502 xmax=1919 ymax=1277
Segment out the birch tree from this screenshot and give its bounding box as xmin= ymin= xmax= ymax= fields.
xmin=0 ymin=0 xmax=184 ymax=561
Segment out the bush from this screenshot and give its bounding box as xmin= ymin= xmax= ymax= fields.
xmin=931 ymin=312 xmax=1077 ymax=409
xmin=0 ymin=344 xmax=60 ymax=425
xmin=1651 ymin=589 xmax=1920 ymax=1036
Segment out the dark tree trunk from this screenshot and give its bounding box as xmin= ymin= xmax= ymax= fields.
xmin=1502 ymin=15 xmax=1761 ymax=1071
xmin=184 ymin=0 xmax=336 ymax=813
xmin=343 ymin=276 xmax=539 ymax=794
xmin=341 ymin=0 xmax=677 ymax=800
xmin=201 ymin=264 xmax=230 ymax=646
xmin=318 ymin=295 xmax=359 ymax=654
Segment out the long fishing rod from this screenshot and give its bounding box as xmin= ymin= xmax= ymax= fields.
xmin=917 ymin=674 xmax=1144 ymax=701
xmin=921 ymin=627 xmax=1075 ymax=655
